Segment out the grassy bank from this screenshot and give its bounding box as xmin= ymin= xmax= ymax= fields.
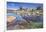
xmin=26 ymin=22 xmax=43 ymax=29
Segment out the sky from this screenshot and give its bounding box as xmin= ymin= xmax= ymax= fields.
xmin=7 ymin=2 xmax=43 ymax=10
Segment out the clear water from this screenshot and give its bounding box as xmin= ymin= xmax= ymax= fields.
xmin=7 ymin=13 xmax=23 ymax=20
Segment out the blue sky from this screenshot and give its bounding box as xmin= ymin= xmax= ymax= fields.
xmin=7 ymin=2 xmax=43 ymax=9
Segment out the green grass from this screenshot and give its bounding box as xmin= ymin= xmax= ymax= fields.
xmin=26 ymin=22 xmax=43 ymax=29
xmin=31 ymin=22 xmax=43 ymax=28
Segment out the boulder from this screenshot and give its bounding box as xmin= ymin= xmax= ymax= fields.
xmin=7 ymin=16 xmax=16 ymax=27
